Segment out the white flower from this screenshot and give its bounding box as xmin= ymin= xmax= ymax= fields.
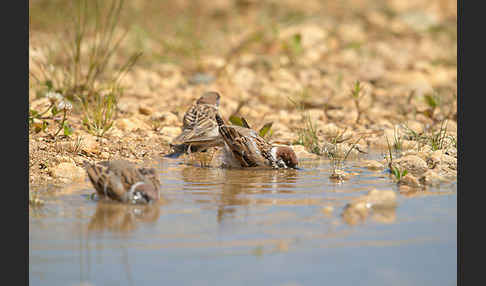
xmin=46 ymin=91 xmax=64 ymax=104
xmin=57 ymin=100 xmax=73 ymax=111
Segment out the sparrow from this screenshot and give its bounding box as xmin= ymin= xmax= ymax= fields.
xmin=215 ymin=114 xmax=299 ymax=169
xmin=84 ymin=160 xmax=161 ymax=204
xmin=165 ymin=91 xmax=224 ymax=158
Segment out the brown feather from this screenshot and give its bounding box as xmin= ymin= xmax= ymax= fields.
xmin=84 ymin=160 xmax=160 ymax=204
xmin=217 ymin=115 xmax=273 ymax=167
xmin=215 ymin=113 xmax=298 ymax=169
xmin=169 ymin=92 xmax=224 ymax=155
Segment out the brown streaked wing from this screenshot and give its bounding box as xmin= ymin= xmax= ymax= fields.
xmin=173 ymin=105 xmax=220 ymax=145
xmin=138 ymin=167 xmax=161 ymax=191
xmin=219 ymin=125 xmax=267 ymax=167
xmin=181 ymin=104 xmax=199 ymax=130
xmin=85 ymin=162 xmax=126 ymax=201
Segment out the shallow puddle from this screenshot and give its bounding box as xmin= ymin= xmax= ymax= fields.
xmin=29 ymin=153 xmax=457 ymax=286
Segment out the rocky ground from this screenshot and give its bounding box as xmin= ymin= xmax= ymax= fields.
xmin=29 ymin=0 xmax=457 ymax=194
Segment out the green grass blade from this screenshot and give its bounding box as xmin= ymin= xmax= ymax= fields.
xmin=259 ymin=122 xmax=273 ymax=137
xmin=229 ymin=115 xmax=245 ymax=127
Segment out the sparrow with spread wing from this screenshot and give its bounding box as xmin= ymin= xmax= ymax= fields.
xmin=166 ymin=91 xmax=224 ymax=158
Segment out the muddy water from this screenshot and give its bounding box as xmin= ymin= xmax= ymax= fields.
xmin=29 ymin=153 xmax=457 ymax=286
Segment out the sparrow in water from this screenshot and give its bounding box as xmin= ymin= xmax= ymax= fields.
xmin=166 ymin=91 xmax=224 ymax=158
xmin=215 ymin=114 xmax=298 ymax=169
xmin=84 ymin=160 xmax=161 ymax=204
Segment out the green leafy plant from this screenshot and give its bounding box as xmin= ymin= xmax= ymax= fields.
xmin=81 ymin=90 xmax=118 ymax=137
xmin=283 ymin=33 xmax=303 ymax=64
xmin=384 ymin=135 xmax=409 ymax=183
xmin=69 ymin=135 xmax=85 ymax=154
xmin=289 ymin=93 xmax=321 ymax=155
xmin=402 ymin=120 xmax=455 ymax=152
xmin=392 ymin=125 xmax=403 ymax=154
xmin=258 ymin=122 xmax=273 ymax=138
xmin=295 ymin=112 xmax=321 ymax=155
xmin=391 ymin=166 xmax=408 ymax=182
xmin=384 ymin=135 xmax=395 ymax=167
xmin=29 ymin=91 xmax=74 ymax=137
xmin=324 ymin=131 xmax=363 ymax=175
xmin=429 ymin=120 xmax=451 ymax=151
xmin=423 ymin=93 xmax=440 ymax=120
xmin=424 ymin=93 xmax=439 ymax=109
xmin=228 ymin=115 xmax=274 ymax=139
xmin=229 ymin=115 xmax=251 ymax=128
xmin=30 ymin=0 xmax=142 ymax=138
xmin=402 ymin=124 xmax=425 ymax=152
xmin=350 ymin=80 xmax=365 ymax=124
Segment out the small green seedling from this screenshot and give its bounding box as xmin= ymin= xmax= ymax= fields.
xmin=288 ymin=92 xmax=322 ymax=154
xmin=228 ymin=115 xmax=273 ymax=138
xmin=229 ymin=115 xmax=251 ymax=128
xmin=391 ymin=166 xmax=408 ymax=182
xmin=283 ymin=33 xmax=303 ymax=64
xmin=423 ymin=93 xmax=440 ymax=120
xmin=350 ymin=80 xmax=364 ymax=124
xmin=258 ymin=122 xmax=273 ymax=138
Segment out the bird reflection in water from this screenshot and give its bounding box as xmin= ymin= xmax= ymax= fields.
xmin=180 ymin=165 xmax=299 ymax=224
xmin=88 ymin=201 xmax=162 ymax=233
